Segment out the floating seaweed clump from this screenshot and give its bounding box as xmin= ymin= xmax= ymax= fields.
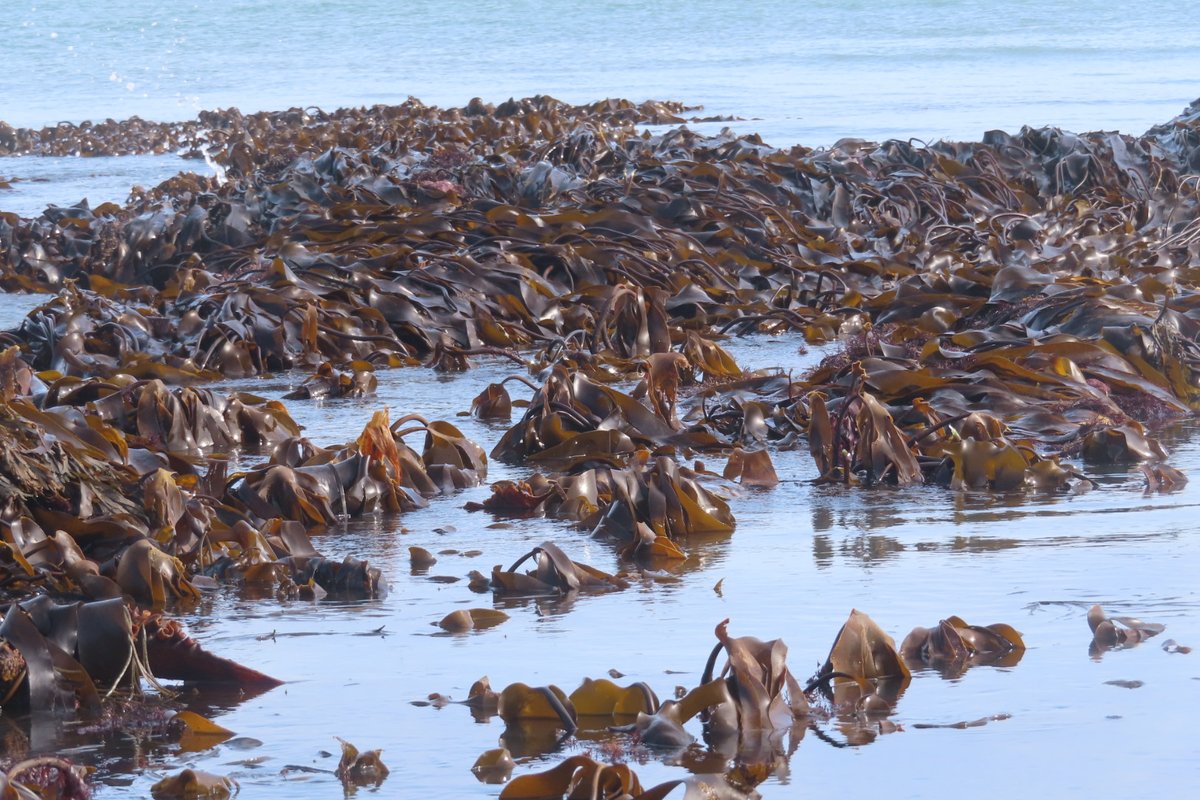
xmin=452 ymin=611 xmax=1021 ymax=793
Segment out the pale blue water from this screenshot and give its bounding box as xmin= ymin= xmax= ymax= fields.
xmin=1 ymin=0 xmax=1197 ymax=142
xmin=1 ymin=4 xmax=1199 ymax=798
xmin=1 ymin=1 xmax=1197 ymax=216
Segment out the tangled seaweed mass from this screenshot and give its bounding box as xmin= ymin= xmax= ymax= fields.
xmin=0 ymin=94 xmax=1199 ymax=793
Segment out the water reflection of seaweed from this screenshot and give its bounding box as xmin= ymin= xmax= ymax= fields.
xmin=2 ymin=93 xmax=1200 ymax=798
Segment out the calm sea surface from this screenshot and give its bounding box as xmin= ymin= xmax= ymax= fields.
xmin=1 ymin=1 xmax=1199 ymax=215
xmin=0 ymin=3 xmax=1199 ymax=798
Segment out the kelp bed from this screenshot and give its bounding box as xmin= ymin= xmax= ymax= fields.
xmin=0 ymin=95 xmax=1199 ymax=797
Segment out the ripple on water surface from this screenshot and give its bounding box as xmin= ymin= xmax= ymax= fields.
xmin=37 ymin=333 xmax=1185 ymax=798
xmin=0 ymin=310 xmax=1195 ymax=797
xmin=0 ymin=153 xmax=210 ymax=219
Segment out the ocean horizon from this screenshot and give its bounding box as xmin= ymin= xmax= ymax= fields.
xmin=3 ymin=0 xmax=1197 ymax=147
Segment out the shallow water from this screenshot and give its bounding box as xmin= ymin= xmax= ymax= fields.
xmin=3 ymin=0 xmax=1197 ymax=144
xmin=0 ymin=292 xmax=47 ymax=327
xmin=0 ymin=153 xmax=206 ymax=218
xmin=0 ymin=318 xmax=1191 ymax=798
xmin=0 ymin=2 xmax=1197 ymax=795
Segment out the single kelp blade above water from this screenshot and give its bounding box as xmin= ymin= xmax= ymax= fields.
xmin=702 ymin=619 xmax=808 ymax=734
xmin=817 ymin=609 xmax=911 ymax=686
xmin=437 ymin=608 xmax=510 ymax=633
xmin=722 ymin=447 xmax=779 ymax=488
xmin=471 ymin=747 xmax=516 ymax=785
xmin=808 ymin=608 xmax=911 ymax=724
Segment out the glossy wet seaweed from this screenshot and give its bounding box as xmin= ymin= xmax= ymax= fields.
xmin=0 ymin=96 xmax=1198 ymax=797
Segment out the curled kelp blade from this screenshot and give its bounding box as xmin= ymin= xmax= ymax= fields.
xmin=682 ymin=332 xmax=742 ymax=382
xmin=497 ymin=682 xmax=578 ymax=732
xmin=437 ymin=608 xmax=509 ymax=633
xmin=471 ymin=383 xmax=513 ymax=420
xmin=1081 ymin=422 xmax=1169 ymax=464
xmin=1142 ymin=462 xmax=1188 ymax=493
xmin=705 ymin=619 xmax=808 ymax=734
xmin=150 ymin=769 xmax=237 ymax=799
xmin=466 ymin=676 xmax=500 ymax=716
xmin=900 ymin=616 xmax=1026 ymax=673
xmin=604 ymin=678 xmax=732 ymax=748
xmin=115 ymin=538 xmax=199 ymax=608
xmin=1088 ymin=604 xmax=1166 ymax=652
xmin=722 ymin=447 xmax=779 ymax=488
xmin=492 ymin=541 xmax=628 ymax=595
xmin=471 ymin=747 xmax=516 ymax=784
xmin=409 ymin=546 xmax=437 ymax=569
xmin=854 ymin=391 xmax=923 ymax=486
xmin=282 ymin=361 xmax=376 ymax=400
xmin=335 ymin=737 xmax=390 ymax=787
xmin=499 ymin=755 xmax=643 ymax=800
xmin=0 ymin=602 xmax=100 ymax=714
xmin=568 ymin=677 xmax=660 ymax=717
xmin=420 ymin=419 xmax=489 ymax=487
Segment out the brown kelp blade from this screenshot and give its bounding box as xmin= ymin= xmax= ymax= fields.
xmin=0 ymin=603 xmax=100 ymax=714
xmin=723 ymin=447 xmax=779 ymax=488
xmin=471 ymin=383 xmax=513 ymax=419
xmin=335 ymin=737 xmax=390 ymax=787
xmin=497 ymin=682 xmax=577 ymax=732
xmin=818 ymin=609 xmax=910 ymax=685
xmin=500 ymin=755 xmax=643 ymax=800
xmin=493 ymin=541 xmax=628 ymax=595
xmin=172 ymin=710 xmax=235 ymax=752
xmin=901 ymin=616 xmax=1025 ymax=672
xmin=437 ymin=608 xmax=510 ymax=633
xmin=568 ymin=677 xmax=660 ymax=717
xmin=151 ymin=769 xmax=237 ymax=799
xmin=140 ymin=614 xmax=281 ymax=686
xmin=471 ymin=747 xmax=516 ymax=784
xmin=1088 ymin=604 xmax=1165 ymax=650
xmin=710 ymin=619 xmax=807 ymax=732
